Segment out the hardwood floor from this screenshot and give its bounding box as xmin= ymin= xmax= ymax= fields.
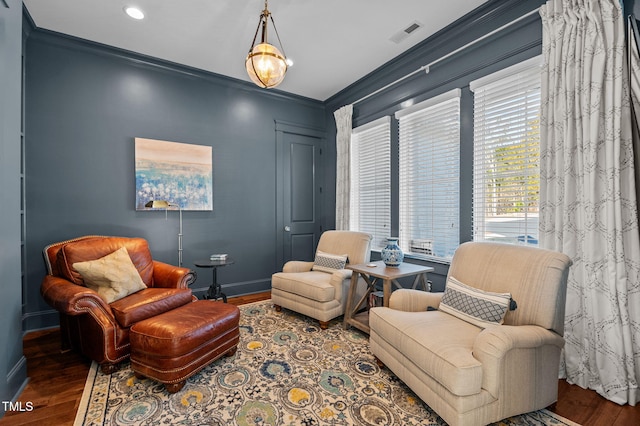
xmin=1 ymin=291 xmax=638 ymax=425
xmin=554 ymin=380 xmax=640 ymax=425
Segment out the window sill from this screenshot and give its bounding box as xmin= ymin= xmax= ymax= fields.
xmin=371 ymin=249 xmax=452 ymax=266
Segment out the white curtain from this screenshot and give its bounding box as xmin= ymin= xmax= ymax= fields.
xmin=539 ymin=0 xmax=640 ymax=406
xmin=630 ymin=16 xmax=640 ymax=206
xmin=334 ymin=105 xmax=353 ymax=230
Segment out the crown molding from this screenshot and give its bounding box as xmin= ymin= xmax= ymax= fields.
xmin=22 ymin=3 xmax=35 ymax=38
xmin=325 ymin=0 xmax=545 ymax=109
xmin=25 ymin=28 xmax=324 ymax=111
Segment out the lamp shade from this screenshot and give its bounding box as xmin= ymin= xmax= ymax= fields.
xmin=245 ymin=42 xmax=287 ymax=89
xmin=145 ymin=200 xmax=170 ymax=209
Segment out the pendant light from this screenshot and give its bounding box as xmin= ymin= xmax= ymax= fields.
xmin=245 ymin=0 xmax=288 ymax=89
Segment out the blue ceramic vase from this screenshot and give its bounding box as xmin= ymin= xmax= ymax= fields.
xmin=381 ymin=237 xmax=404 ymax=267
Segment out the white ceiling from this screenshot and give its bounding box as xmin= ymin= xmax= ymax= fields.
xmin=23 ymin=0 xmax=488 ymax=101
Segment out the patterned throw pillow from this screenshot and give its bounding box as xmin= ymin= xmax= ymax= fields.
xmin=312 ymin=250 xmax=348 ymax=273
xmin=72 ymin=246 xmax=147 ymax=303
xmin=439 ymin=276 xmax=513 ymax=328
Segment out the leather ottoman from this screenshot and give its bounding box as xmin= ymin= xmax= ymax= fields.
xmin=129 ymin=300 xmax=240 ymax=393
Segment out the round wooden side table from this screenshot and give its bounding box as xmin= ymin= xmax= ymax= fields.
xmin=194 ymin=258 xmax=235 ymax=302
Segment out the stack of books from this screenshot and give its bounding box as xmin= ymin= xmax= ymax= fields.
xmin=210 ymin=254 xmax=228 ymax=261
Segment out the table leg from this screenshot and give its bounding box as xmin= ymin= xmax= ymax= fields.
xmin=422 ymin=273 xmax=431 ymax=292
xmin=343 ymin=272 xmax=360 ymax=329
xmin=204 ymin=267 xmax=227 ymax=302
xmin=383 ymin=278 xmax=392 ymax=307
xmin=409 ymin=273 xmax=431 ymax=292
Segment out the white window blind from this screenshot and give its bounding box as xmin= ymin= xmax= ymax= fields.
xmin=396 ymin=89 xmax=461 ymax=260
xmin=350 ymin=116 xmax=391 ymax=250
xmin=470 ymin=57 xmax=541 ymax=246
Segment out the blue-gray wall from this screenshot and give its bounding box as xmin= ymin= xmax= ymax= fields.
xmin=325 ymin=0 xmax=546 ymax=291
xmin=5 ymin=0 xmax=638 ymax=413
xmin=21 ymin=0 xmax=552 ymax=329
xmin=0 ymin=0 xmax=28 ymax=413
xmin=23 ymin=30 xmax=326 ymax=330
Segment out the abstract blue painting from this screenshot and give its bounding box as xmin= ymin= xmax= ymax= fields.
xmin=135 ymin=138 xmax=213 ymax=211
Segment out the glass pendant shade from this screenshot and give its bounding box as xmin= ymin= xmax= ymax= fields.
xmin=245 ymin=42 xmax=287 ymax=89
xmin=245 ymin=1 xmax=288 ymax=89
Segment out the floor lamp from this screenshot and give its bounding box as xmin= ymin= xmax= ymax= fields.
xmin=145 ymin=200 xmax=183 ymax=267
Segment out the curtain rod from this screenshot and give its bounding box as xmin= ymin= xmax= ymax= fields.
xmin=352 ymin=7 xmax=540 ymax=106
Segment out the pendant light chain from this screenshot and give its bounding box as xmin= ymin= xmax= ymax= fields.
xmin=269 ymin=14 xmax=287 ymax=60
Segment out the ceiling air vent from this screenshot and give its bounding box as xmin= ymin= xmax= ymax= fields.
xmin=390 ymin=21 xmax=424 ymax=44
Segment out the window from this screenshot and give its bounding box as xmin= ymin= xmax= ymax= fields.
xmin=471 ymin=57 xmax=541 ymax=246
xmin=350 ymin=116 xmax=391 ymax=250
xmin=396 ymin=89 xmax=461 ymax=260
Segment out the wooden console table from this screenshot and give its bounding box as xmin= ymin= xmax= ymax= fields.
xmin=343 ymin=260 xmax=434 ymax=333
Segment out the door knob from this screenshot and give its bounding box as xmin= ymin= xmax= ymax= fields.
xmin=284 ymin=226 xmax=291 ymax=232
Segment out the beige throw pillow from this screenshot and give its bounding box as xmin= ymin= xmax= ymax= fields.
xmin=72 ymin=246 xmax=147 ymax=303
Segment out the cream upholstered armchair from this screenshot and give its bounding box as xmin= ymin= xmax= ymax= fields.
xmin=271 ymin=230 xmax=372 ymax=329
xmin=369 ymin=242 xmax=572 ymax=426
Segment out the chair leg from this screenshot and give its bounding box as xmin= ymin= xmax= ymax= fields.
xmin=58 ymin=314 xmax=72 ymax=353
xmin=165 ymin=381 xmax=185 ymax=394
xmin=319 ymin=320 xmax=329 ymax=330
xmin=274 ymin=304 xmax=282 ymax=312
xmin=374 ymin=356 xmax=385 ymax=368
xmin=225 ymin=346 xmax=238 ymax=357
xmin=100 ymin=362 xmax=118 ymax=375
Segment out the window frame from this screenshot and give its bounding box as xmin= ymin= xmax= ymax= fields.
xmin=349 ymin=116 xmax=392 ymax=250
xmin=470 ymin=56 xmax=542 ymax=246
xmin=395 ymin=88 xmax=462 ymax=262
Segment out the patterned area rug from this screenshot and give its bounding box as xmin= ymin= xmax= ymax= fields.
xmin=74 ymin=300 xmax=579 ymax=425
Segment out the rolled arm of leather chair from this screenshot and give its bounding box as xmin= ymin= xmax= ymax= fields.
xmin=41 ymin=275 xmax=113 ymax=316
xmin=152 ymin=261 xmax=196 ymax=289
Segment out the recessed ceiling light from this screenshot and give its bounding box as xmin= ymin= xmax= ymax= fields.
xmin=124 ymin=6 xmax=144 ymax=20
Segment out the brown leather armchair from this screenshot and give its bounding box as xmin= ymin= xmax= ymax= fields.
xmin=41 ymin=236 xmax=196 ymax=374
